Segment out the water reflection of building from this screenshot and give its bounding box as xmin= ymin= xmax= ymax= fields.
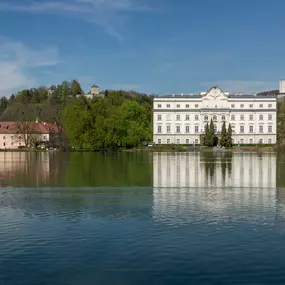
xmin=153 ymin=152 xmax=279 ymax=225
xmin=153 ymin=152 xmax=276 ymax=188
xmin=0 ymin=152 xmax=50 ymax=186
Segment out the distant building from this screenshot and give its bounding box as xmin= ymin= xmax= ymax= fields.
xmin=280 ymin=80 xmax=285 ymax=94
xmin=153 ymin=86 xmax=277 ymax=145
xmin=79 ymin=84 xmax=104 ymax=100
xmin=0 ymin=122 xmax=60 ymax=149
xmin=278 ymin=80 xmax=285 ymax=101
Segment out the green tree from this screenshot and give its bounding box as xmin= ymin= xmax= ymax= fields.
xmin=207 ymin=119 xmax=215 ymax=147
xmin=227 ymin=123 xmax=233 ymax=147
xmin=220 ymin=121 xmax=227 ymax=147
xmin=203 ymin=123 xmax=211 ymax=147
xmin=71 ymin=80 xmax=83 ymax=96
xmin=277 ymin=101 xmax=285 ymax=147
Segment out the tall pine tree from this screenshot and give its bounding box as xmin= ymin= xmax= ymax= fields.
xmin=204 ymin=123 xmax=211 ymax=146
xmin=220 ymin=121 xmax=227 ymax=147
xmin=227 ymin=123 xmax=233 ymax=147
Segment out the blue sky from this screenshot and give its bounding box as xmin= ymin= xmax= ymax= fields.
xmin=0 ymin=0 xmax=284 ymax=96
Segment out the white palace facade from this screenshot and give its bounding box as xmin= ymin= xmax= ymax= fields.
xmin=153 ymin=87 xmax=277 ymax=145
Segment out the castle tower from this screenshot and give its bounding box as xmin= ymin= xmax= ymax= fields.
xmin=91 ymin=84 xmax=99 ymax=96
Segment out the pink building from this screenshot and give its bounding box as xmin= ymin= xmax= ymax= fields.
xmin=0 ymin=122 xmax=59 ymax=149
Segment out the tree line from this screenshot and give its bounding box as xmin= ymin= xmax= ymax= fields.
xmin=203 ymin=119 xmax=233 ymax=147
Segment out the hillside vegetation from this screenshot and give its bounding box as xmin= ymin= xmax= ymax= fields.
xmin=0 ymin=80 xmax=153 ymax=150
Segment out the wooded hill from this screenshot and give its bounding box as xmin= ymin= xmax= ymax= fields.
xmin=0 ymin=80 xmax=153 ymax=150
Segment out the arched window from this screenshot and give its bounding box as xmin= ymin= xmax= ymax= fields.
xmin=204 ymin=115 xmax=208 ymax=121
xmin=222 ymin=115 xmax=226 ymax=121
xmin=213 ymin=115 xmax=217 ymax=121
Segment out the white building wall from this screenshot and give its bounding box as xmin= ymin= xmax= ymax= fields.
xmin=153 ymin=87 xmax=277 ymax=145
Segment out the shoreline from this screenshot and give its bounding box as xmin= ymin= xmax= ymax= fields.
xmin=0 ymin=146 xmax=278 ymax=153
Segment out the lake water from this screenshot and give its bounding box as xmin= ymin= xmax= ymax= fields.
xmin=1 ymin=151 xmax=285 ymax=285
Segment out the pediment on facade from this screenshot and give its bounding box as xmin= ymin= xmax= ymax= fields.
xmin=202 ymin=87 xmax=228 ymax=100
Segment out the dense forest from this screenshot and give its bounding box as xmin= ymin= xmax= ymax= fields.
xmin=1 ymin=80 xmax=285 ymax=149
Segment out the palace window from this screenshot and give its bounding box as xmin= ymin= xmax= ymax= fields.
xmin=157 ymin=114 xmax=162 ymax=121
xmin=158 ymin=104 xmax=161 ymax=108
xmin=231 ymin=104 xmax=235 ymax=108
xmin=231 ymin=115 xmax=235 ymax=121
xmin=268 ymin=114 xmax=272 ymax=120
xmin=185 ymin=126 xmax=190 ymax=133
xmin=195 ymin=126 xmax=199 ymax=133
xmin=177 ymin=139 xmax=180 ymax=144
xmin=167 ymin=126 xmax=171 ymax=133
xmin=158 ymin=139 xmax=161 ymax=144
xmin=213 ymin=115 xmax=217 ymax=121
xmin=167 ymin=139 xmax=170 ymax=144
xmin=240 ymin=104 xmax=244 ymax=108
xmin=176 ymin=126 xmax=180 ymax=133
xmin=259 ymin=139 xmax=263 ymax=144
xmin=167 ymin=104 xmax=170 ymax=108
xmin=250 ymin=139 xmax=253 ymax=144
xmin=195 ymin=115 xmax=199 ymax=120
xmin=268 ymin=139 xmax=272 ymax=144
xmin=259 ymin=104 xmax=263 ymax=108
xmin=268 ymin=104 xmax=272 ymax=108
xmin=249 ymin=126 xmax=254 ymax=133
xmin=186 ymin=139 xmax=189 ymax=144
xmin=176 ymin=115 xmax=180 ymax=121
xmin=176 ymin=104 xmax=180 ymax=108
xmin=240 ymin=115 xmax=244 ymax=121
xmin=186 ymin=115 xmax=190 ymax=120
xmin=204 ymin=115 xmax=208 ymax=121
xmin=195 ymin=139 xmax=199 ymax=144
xmin=186 ymin=104 xmax=189 ymax=108
xmin=240 ymin=126 xmax=244 ymax=133
xmin=158 ymin=126 xmax=162 ymax=133
xmin=241 ymin=139 xmax=244 ymax=144
xmin=3 ymin=136 xmax=5 ymax=140
xmin=259 ymin=125 xmax=263 ymax=133
xmin=195 ymin=104 xmax=199 ymax=108
xmin=259 ymin=114 xmax=263 ymax=120
xmin=221 ymin=115 xmax=226 ymax=121
xmin=268 ymin=125 xmax=272 ymax=133
xmin=250 ymin=115 xmax=254 ymax=120
xmin=250 ymin=104 xmax=253 ymax=108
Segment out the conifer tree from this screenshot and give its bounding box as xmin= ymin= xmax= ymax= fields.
xmin=220 ymin=121 xmax=227 ymax=147
xmin=204 ymin=123 xmax=211 ymax=146
xmin=227 ymin=123 xmax=233 ymax=147
xmin=209 ymin=118 xmax=215 ymax=147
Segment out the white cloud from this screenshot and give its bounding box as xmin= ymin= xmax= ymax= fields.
xmin=0 ymin=38 xmax=59 ymax=97
xmin=200 ymin=80 xmax=277 ymax=94
xmin=0 ymin=0 xmax=152 ymax=40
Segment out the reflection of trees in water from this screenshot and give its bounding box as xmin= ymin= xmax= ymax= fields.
xmin=202 ymin=151 xmax=233 ymax=185
xmin=277 ymin=151 xmax=285 ymax=188
xmin=0 ymin=151 xmax=153 ymax=187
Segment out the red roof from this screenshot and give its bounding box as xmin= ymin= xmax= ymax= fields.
xmin=0 ymin=122 xmax=60 ymax=134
